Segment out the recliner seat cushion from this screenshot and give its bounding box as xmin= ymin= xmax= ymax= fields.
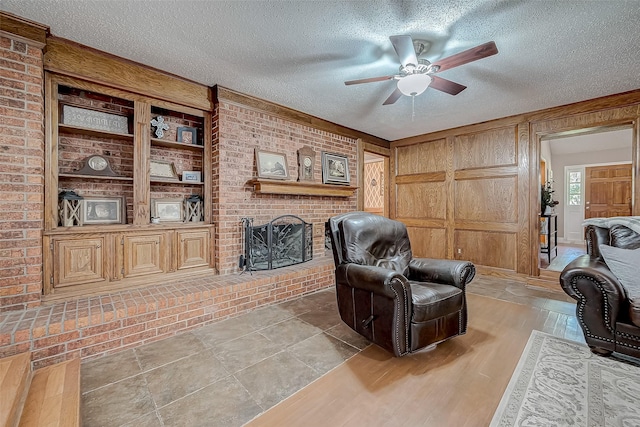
xmin=409 ymin=282 xmax=463 ymax=323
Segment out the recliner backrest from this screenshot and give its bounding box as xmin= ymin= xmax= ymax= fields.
xmin=337 ymin=213 xmax=412 ymax=275
xmin=587 ymin=225 xmax=640 ymax=259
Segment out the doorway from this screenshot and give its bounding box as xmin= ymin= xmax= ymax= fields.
xmin=358 ymin=140 xmax=390 ymax=217
xmin=363 ymin=152 xmax=386 ymax=215
xmin=538 ymin=126 xmax=634 ymax=272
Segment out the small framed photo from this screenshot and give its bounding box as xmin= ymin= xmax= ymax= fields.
xmin=322 ymin=152 xmax=350 ymax=184
xmin=182 ymin=171 xmax=202 ymax=182
xmin=151 ymin=198 xmax=184 ymax=222
xmin=150 ymin=159 xmax=179 ymax=180
xmin=177 ymin=126 xmax=198 ymax=145
xmin=81 ymin=196 xmax=125 ymax=225
xmin=255 ymin=149 xmax=289 ymax=180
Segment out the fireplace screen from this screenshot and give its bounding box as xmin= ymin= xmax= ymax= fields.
xmin=242 ymin=215 xmax=312 ymax=271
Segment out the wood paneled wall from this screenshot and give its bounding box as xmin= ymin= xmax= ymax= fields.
xmin=391 ymin=90 xmax=640 ymax=277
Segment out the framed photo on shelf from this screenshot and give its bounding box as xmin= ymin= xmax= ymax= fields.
xmin=321 ymin=152 xmax=350 ymax=184
xmin=177 ymin=126 xmax=198 ymax=145
xmin=81 ymin=196 xmax=125 ymax=225
xmin=255 ymin=149 xmax=289 ymax=180
xmin=151 ymin=198 xmax=184 ymax=222
xmin=150 ymin=159 xmax=179 ymax=180
xmin=182 ymin=171 xmax=202 ymax=182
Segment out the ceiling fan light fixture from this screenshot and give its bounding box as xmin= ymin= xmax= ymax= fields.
xmin=397 ymin=74 xmax=432 ymax=97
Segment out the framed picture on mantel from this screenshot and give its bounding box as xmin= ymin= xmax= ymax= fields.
xmin=256 ymin=149 xmax=289 ymax=180
xmin=321 ymin=152 xmax=350 ymax=185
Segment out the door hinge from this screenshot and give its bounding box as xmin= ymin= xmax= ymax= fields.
xmin=50 ymin=276 xmax=54 ymax=284
xmin=49 ymin=242 xmax=54 ymax=251
xmin=121 ymin=237 xmax=124 ymax=245
xmin=121 ymin=267 xmax=125 ymax=275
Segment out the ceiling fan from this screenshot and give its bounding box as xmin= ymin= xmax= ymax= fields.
xmin=345 ymin=36 xmax=498 ymax=105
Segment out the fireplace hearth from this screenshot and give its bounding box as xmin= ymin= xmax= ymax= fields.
xmin=241 ymin=215 xmax=312 ymax=271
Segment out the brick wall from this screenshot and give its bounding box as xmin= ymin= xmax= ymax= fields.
xmin=215 ymin=100 xmax=359 ymax=274
xmin=0 ymin=34 xmax=45 ymax=311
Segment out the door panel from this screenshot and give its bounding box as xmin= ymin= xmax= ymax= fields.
xmin=54 ymin=237 xmax=106 ymax=287
xmin=123 ymin=233 xmax=167 ymax=278
xmin=564 ymin=167 xmax=584 ymax=243
xmin=585 ymin=164 xmax=632 ymax=219
xmin=177 ymin=230 xmax=210 ymax=269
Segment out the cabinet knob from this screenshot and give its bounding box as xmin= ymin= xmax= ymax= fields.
xmin=96 ymin=244 xmax=101 ymax=248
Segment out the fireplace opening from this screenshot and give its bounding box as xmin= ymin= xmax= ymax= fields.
xmin=241 ymin=215 xmax=312 ymax=271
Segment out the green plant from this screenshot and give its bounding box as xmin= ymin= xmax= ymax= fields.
xmin=541 ymin=182 xmax=559 ymax=214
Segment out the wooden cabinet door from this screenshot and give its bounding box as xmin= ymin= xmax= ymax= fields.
xmin=53 ymin=237 xmax=106 ymax=288
xmin=176 ymin=230 xmax=210 ymax=270
xmin=585 ymin=164 xmax=632 ymax=218
xmin=122 ymin=233 xmax=167 ymax=278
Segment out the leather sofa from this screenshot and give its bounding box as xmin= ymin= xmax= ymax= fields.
xmin=328 ymin=212 xmax=476 ymax=357
xmin=560 ymin=224 xmax=640 ymax=358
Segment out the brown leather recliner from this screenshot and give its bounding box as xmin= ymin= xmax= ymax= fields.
xmin=560 ymin=224 xmax=640 ymax=358
xmin=328 ymin=212 xmax=476 ymax=357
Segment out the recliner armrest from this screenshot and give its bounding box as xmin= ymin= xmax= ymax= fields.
xmin=408 ymin=258 xmax=475 ymax=289
xmin=560 ymin=254 xmax=624 ymax=335
xmin=335 ymin=263 xmax=411 ymax=300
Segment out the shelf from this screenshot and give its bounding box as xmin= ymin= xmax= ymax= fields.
xmin=150 ymin=178 xmax=203 ymax=185
xmin=59 ymin=173 xmax=133 ymax=181
xmin=44 ymin=222 xmax=214 ymax=236
xmin=248 ymin=179 xmax=358 ymax=197
xmin=151 ymin=138 xmax=204 ymax=152
xmin=59 ymin=124 xmax=133 ymax=140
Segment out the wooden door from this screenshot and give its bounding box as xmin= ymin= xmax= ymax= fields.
xmin=584 ymin=164 xmax=632 ymax=218
xmin=122 ymin=233 xmax=167 ymax=278
xmin=53 ymin=237 xmax=106 ymax=288
xmin=176 ymin=230 xmax=210 ymax=270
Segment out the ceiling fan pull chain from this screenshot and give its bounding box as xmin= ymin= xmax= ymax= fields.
xmin=411 ymin=95 xmax=416 ymax=121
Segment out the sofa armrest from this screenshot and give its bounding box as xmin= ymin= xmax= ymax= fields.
xmin=335 ymin=263 xmax=411 ymax=300
xmin=408 ymin=258 xmax=475 ymax=289
xmin=560 ymin=254 xmax=625 ymax=344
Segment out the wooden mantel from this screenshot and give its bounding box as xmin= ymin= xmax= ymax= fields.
xmin=248 ymin=179 xmax=358 ymax=197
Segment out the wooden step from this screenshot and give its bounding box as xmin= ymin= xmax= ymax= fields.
xmin=0 ymin=352 xmax=32 ymax=427
xmin=18 ymin=358 xmax=81 ymax=427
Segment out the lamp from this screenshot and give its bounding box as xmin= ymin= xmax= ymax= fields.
xmin=397 ymin=74 xmax=432 ymax=97
xmin=58 ymin=190 xmax=83 ymax=226
xmin=184 ymin=194 xmax=203 ymax=222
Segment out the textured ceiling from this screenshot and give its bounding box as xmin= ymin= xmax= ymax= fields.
xmin=3 ymin=1 xmax=640 ymax=141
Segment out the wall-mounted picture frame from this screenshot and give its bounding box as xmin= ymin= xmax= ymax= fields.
xmin=150 ymin=159 xmax=179 ymax=181
xmin=151 ymin=198 xmax=184 ymax=222
xmin=182 ymin=171 xmax=202 ymax=182
xmin=255 ymin=149 xmax=289 ymax=180
xmin=177 ymin=126 xmax=198 ymax=145
xmin=322 ymin=152 xmax=350 ymax=184
xmin=81 ymin=196 xmax=125 ymax=225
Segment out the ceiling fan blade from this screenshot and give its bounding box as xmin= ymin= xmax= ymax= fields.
xmin=390 ymin=35 xmax=418 ymax=67
xmin=383 ymin=87 xmax=403 ymax=105
xmin=344 ymin=75 xmax=394 ymax=85
xmin=429 ymin=75 xmax=467 ymax=95
xmin=431 ymin=41 xmax=498 ymax=73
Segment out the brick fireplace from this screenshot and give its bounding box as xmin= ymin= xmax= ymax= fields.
xmin=0 ymin=23 xmax=365 ymax=366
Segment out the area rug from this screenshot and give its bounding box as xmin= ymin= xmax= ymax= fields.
xmin=490 ymin=330 xmax=640 ymax=426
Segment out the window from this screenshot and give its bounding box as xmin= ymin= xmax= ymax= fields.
xmin=567 ymin=170 xmax=582 ymax=205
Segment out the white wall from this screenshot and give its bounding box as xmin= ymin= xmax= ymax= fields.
xmin=549 ymin=131 xmax=632 ymax=239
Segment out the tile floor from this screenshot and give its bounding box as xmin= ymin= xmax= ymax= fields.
xmin=539 ymin=243 xmax=586 ymax=271
xmin=80 ymin=275 xmax=575 ymax=427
